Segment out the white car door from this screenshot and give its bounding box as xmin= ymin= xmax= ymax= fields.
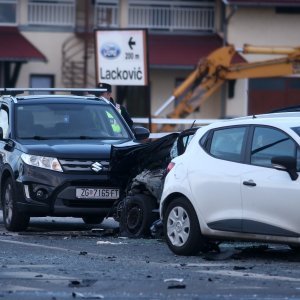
xmin=188 ymin=126 xmax=247 ymax=233
xmin=241 ymin=126 xmax=300 ymax=237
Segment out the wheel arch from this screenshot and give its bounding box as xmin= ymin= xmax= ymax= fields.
xmin=162 ymin=193 xmax=197 ymax=222
xmin=162 ymin=192 xmax=208 ymax=255
xmin=0 ymin=168 xmax=14 ymax=205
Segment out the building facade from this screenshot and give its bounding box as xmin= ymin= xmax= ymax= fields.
xmin=0 ymin=0 xmax=299 ymax=128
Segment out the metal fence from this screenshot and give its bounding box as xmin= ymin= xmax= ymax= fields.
xmin=128 ymin=0 xmax=215 ymax=31
xmin=94 ymin=2 xmax=119 ymax=28
xmin=26 ymin=0 xmax=214 ymax=31
xmin=28 ymin=0 xmax=75 ymax=26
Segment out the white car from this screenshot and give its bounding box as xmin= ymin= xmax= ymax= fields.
xmin=160 ymin=112 xmax=300 ymax=255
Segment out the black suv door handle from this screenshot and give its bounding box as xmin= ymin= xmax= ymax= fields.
xmin=243 ymin=180 xmax=256 ymax=187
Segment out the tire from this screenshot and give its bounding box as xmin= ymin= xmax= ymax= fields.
xmin=2 ymin=177 xmax=30 ymax=231
xmin=82 ymin=216 xmax=105 ymax=224
xmin=163 ymin=197 xmax=206 ymax=256
xmin=289 ymin=245 xmax=300 ymax=252
xmin=120 ymin=194 xmax=158 ymax=238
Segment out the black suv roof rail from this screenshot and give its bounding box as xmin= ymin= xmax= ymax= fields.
xmin=0 ymin=88 xmax=107 ymax=97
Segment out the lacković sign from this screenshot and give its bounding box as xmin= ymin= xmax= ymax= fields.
xmin=95 ymin=29 xmax=148 ymax=86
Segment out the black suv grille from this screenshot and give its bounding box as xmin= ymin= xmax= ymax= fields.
xmin=59 ymin=159 xmax=110 ymax=173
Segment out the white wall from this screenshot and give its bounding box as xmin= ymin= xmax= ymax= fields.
xmin=228 ymin=8 xmax=300 ymax=50
xmin=151 ymin=69 xmax=189 ymax=116
xmin=151 ymin=69 xmax=223 ymax=119
xmin=226 ymin=79 xmax=247 ymax=117
xmin=224 ymin=6 xmax=300 ymax=117
xmin=17 ymin=32 xmax=73 ymax=87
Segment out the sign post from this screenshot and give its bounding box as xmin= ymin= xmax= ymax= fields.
xmin=95 ymin=29 xmax=151 ymax=130
xmin=95 ymin=29 xmax=148 ymax=86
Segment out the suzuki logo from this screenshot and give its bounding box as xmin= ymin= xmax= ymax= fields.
xmin=91 ymin=162 xmax=103 ymax=173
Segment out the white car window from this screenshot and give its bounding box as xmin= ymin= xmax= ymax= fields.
xmin=210 ymin=127 xmax=246 ymax=162
xmin=251 ymin=126 xmax=297 ymax=168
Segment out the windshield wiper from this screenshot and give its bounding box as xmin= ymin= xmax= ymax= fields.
xmin=79 ymin=136 xmax=102 ymax=139
xmin=19 ymin=136 xmax=50 ymax=140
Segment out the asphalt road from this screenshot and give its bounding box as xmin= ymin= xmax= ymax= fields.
xmin=0 ymin=215 xmax=300 ymax=300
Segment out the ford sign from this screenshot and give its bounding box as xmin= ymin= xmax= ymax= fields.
xmin=101 ymin=43 xmax=121 ymax=59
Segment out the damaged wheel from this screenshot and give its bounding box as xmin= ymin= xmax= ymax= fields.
xmin=2 ymin=177 xmax=30 ymax=231
xmin=82 ymin=216 xmax=105 ymax=224
xmin=120 ymin=194 xmax=158 ymax=238
xmin=163 ymin=197 xmax=207 ymax=255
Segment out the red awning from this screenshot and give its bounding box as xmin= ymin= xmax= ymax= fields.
xmin=148 ymin=34 xmax=245 ymax=69
xmin=223 ymin=0 xmax=300 ymax=6
xmin=0 ymin=27 xmax=46 ymax=62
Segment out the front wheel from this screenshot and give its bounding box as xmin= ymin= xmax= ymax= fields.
xmin=163 ymin=197 xmax=207 ymax=255
xmin=289 ymin=245 xmax=300 ymax=253
xmin=119 ymin=194 xmax=158 ymax=238
xmin=2 ymin=177 xmax=30 ymax=231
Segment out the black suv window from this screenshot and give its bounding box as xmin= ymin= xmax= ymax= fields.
xmin=15 ymin=103 xmax=130 ymax=139
xmin=210 ymin=127 xmax=246 ymax=162
xmin=251 ymin=126 xmax=298 ymax=168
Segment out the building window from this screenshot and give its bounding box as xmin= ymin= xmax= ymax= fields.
xmin=30 ymin=74 xmax=54 ymax=94
xmin=0 ymin=0 xmax=17 ymax=25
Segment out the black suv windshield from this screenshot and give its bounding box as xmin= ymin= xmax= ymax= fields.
xmin=15 ymin=103 xmax=131 ymax=140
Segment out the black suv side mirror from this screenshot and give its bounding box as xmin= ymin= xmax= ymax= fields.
xmin=271 ymin=156 xmax=299 ymax=181
xmin=132 ymin=126 xmax=150 ymax=140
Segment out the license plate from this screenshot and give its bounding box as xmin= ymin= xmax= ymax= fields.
xmin=75 ymin=188 xmax=119 ymax=199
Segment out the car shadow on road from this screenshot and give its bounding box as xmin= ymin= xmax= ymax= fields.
xmin=202 ymin=243 xmax=300 ymax=262
xmin=12 ymin=217 xmax=119 ymax=237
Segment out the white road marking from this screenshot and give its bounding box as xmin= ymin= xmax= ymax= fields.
xmin=96 ymin=241 xmax=126 ymax=245
xmin=197 ymin=270 xmax=300 ymax=282
xmin=171 ymin=263 xmax=238 ymax=267
xmin=0 ymin=284 xmax=44 ymax=292
xmin=0 ymin=271 xmax=75 ymax=280
xmin=3 ymin=264 xmax=56 ymax=269
xmin=0 ymin=239 xmax=108 ymax=257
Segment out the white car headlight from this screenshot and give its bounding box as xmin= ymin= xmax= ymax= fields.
xmin=21 ymin=154 xmax=63 ymax=172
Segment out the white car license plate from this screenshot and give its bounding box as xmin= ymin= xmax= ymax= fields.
xmin=76 ymin=188 xmax=119 ymax=199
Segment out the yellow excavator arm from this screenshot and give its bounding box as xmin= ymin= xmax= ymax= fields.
xmin=155 ymin=44 xmax=300 ymax=132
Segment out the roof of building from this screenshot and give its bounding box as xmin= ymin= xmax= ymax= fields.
xmin=148 ymin=34 xmax=245 ymax=69
xmin=0 ymin=27 xmax=46 ymax=62
xmin=223 ymin=0 xmax=300 ymax=6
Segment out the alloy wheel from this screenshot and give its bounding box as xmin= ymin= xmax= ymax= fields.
xmin=167 ymin=206 xmax=190 ymax=247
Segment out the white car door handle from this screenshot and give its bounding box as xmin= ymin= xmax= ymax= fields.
xmin=243 ymin=180 xmax=256 ymax=187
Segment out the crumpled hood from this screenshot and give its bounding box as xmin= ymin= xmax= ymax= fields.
xmin=111 ymin=133 xmax=179 ymax=179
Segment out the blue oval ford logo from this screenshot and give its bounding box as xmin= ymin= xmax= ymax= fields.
xmin=101 ymin=43 xmax=121 ymax=59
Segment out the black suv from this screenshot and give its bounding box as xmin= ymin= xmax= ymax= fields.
xmin=0 ymin=89 xmax=149 ymax=231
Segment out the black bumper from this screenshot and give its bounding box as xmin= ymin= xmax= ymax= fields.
xmin=15 ymin=166 xmax=123 ymax=217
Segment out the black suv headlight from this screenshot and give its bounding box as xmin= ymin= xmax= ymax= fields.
xmin=21 ymin=154 xmax=63 ymax=172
